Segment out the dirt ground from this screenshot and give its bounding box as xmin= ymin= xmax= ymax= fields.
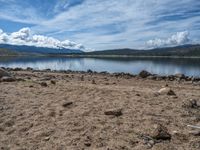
xmin=0 ymin=70 xmax=200 ymax=150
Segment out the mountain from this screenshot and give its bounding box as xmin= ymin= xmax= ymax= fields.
xmin=0 ymin=44 xmax=83 ymax=56
xmin=0 ymin=44 xmax=200 ymax=57
xmin=85 ymin=44 xmax=200 ymax=57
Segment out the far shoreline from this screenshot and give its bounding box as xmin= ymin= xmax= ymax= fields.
xmin=1 ymin=54 xmax=200 ymax=59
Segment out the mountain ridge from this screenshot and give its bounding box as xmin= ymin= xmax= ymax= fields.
xmin=0 ymin=44 xmax=83 ymax=55
xmin=0 ymin=44 xmax=200 ymax=57
xmin=85 ymin=44 xmax=200 ymax=56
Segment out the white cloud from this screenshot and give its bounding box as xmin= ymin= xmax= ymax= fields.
xmin=0 ymin=29 xmax=8 ymax=43
xmin=146 ymin=31 xmax=190 ymax=48
xmin=0 ymin=0 xmax=199 ymax=50
xmin=0 ymin=28 xmax=87 ymax=51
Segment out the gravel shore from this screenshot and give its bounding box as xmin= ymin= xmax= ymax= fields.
xmin=0 ymin=68 xmax=200 ymax=149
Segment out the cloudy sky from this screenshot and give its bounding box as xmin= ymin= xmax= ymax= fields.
xmin=0 ymin=0 xmax=199 ymax=51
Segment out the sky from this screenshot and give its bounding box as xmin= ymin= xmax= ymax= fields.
xmin=0 ymin=0 xmax=199 ymax=51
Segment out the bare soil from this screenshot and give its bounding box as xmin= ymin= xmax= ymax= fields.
xmin=0 ymin=70 xmax=200 ymax=150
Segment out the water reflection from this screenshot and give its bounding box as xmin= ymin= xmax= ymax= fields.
xmin=0 ymin=56 xmax=200 ymax=76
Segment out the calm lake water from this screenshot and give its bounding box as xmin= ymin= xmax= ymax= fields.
xmin=0 ymin=56 xmax=200 ymax=77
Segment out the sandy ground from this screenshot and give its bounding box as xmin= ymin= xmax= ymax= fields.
xmin=0 ymin=70 xmax=200 ymax=150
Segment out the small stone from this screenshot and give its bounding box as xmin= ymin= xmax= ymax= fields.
xmin=84 ymin=143 xmax=91 ymax=147
xmin=44 ymin=137 xmax=50 ymax=141
xmin=0 ymin=68 xmax=11 ymax=78
xmin=27 ymin=67 xmax=33 ymax=71
xmin=104 ymin=109 xmax=123 ymax=117
xmin=136 ymin=93 xmax=141 ymax=96
xmin=158 ymin=87 xmax=176 ymax=96
xmin=48 ymin=110 xmax=56 ymax=117
xmin=13 ymin=68 xmax=22 ymax=71
xmin=40 ymin=82 xmax=48 ymax=87
xmin=147 ymin=75 xmax=157 ymax=80
xmin=174 ymin=73 xmax=185 ymax=79
xmin=51 ymin=80 xmax=56 ymax=85
xmin=80 ymin=75 xmax=84 ymax=81
xmin=183 ymin=99 xmax=199 ymax=109
xmin=0 ymin=76 xmax=16 ymax=82
xmin=139 ymin=70 xmax=151 ymax=78
xmin=189 ymin=131 xmax=200 ymax=136
xmin=87 ymin=69 xmax=93 ymax=73
xmin=62 ymin=101 xmax=73 ymax=107
xmin=92 ymin=79 xmax=96 ymax=84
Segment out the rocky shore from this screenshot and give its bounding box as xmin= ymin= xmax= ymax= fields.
xmin=1 ymin=67 xmax=200 ymax=84
xmin=0 ymin=67 xmax=200 ymax=149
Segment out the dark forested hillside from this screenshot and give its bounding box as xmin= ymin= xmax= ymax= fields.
xmin=0 ymin=44 xmax=83 ymax=55
xmin=0 ymin=48 xmax=19 ymax=56
xmin=85 ymin=44 xmax=200 ymax=57
xmin=0 ymin=44 xmax=200 ymax=57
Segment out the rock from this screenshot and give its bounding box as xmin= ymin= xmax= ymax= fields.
xmin=84 ymin=143 xmax=91 ymax=147
xmin=147 ymin=75 xmax=157 ymax=80
xmin=151 ymin=124 xmax=171 ymax=140
xmin=0 ymin=76 xmax=16 ymax=82
xmin=158 ymin=87 xmax=176 ymax=96
xmin=136 ymin=93 xmax=141 ymax=96
xmin=174 ymin=73 xmax=185 ymax=79
xmin=13 ymin=68 xmax=23 ymax=71
xmin=182 ymin=99 xmax=199 ymax=109
xmin=26 ymin=67 xmax=33 ymax=71
xmin=193 ymin=82 xmax=200 ymax=86
xmin=80 ymin=75 xmax=84 ymax=81
xmin=166 ymin=75 xmax=175 ymax=81
xmin=44 ymin=137 xmax=50 ymax=141
xmin=40 ymin=82 xmax=48 ymax=87
xmin=16 ymin=78 xmax=25 ymax=82
xmin=92 ymin=79 xmax=96 ymax=84
xmin=139 ymin=70 xmax=151 ymax=78
xmin=87 ymin=69 xmax=93 ymax=73
xmin=190 ymin=140 xmax=200 ymax=149
xmin=50 ymin=80 xmax=56 ymax=85
xmin=62 ymin=101 xmax=73 ymax=107
xmin=189 ymin=131 xmax=200 ymax=136
xmin=0 ymin=68 xmax=11 ymax=78
xmin=47 ymin=110 xmax=56 ymax=117
xmin=104 ymin=109 xmax=122 ymax=117
xmin=192 ymin=77 xmax=200 ymax=82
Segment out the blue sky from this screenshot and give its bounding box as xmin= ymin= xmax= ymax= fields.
xmin=0 ymin=0 xmax=200 ymax=50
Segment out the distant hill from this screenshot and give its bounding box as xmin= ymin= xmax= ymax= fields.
xmin=0 ymin=44 xmax=200 ymax=57
xmin=0 ymin=48 xmax=20 ymax=56
xmin=0 ymin=44 xmax=83 ymax=56
xmin=85 ymin=44 xmax=200 ymax=57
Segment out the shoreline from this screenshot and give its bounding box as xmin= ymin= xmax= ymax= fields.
xmin=2 ymin=67 xmax=200 ymax=81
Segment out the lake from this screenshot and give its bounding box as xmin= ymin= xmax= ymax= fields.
xmin=0 ymin=56 xmax=200 ymax=77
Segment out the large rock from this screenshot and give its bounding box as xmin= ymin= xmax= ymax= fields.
xmin=139 ymin=70 xmax=151 ymax=78
xmin=174 ymin=73 xmax=185 ymax=79
xmin=0 ymin=76 xmax=16 ymax=82
xmin=158 ymin=87 xmax=176 ymax=96
xmin=0 ymin=68 xmax=11 ymax=78
xmin=151 ymin=124 xmax=171 ymax=140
